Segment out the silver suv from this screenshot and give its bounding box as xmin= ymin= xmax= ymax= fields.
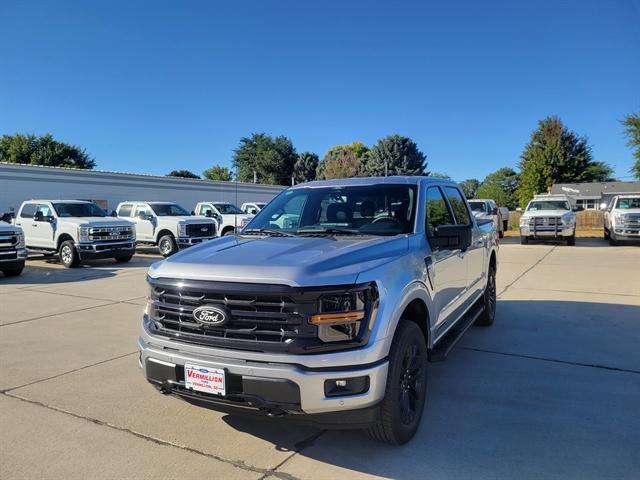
xmin=138 ymin=177 xmax=498 ymax=444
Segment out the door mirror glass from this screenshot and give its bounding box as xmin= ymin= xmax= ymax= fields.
xmin=431 ymin=224 xmax=472 ymax=250
xmin=34 ymin=212 xmax=45 ymax=222
xmin=204 ymin=210 xmax=213 ymax=218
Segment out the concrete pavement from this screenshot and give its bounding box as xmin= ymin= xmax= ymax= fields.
xmin=1 ymin=243 xmax=639 ymax=479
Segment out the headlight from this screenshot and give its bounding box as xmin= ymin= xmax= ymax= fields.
xmin=613 ymin=214 xmax=625 ymax=224
xmin=78 ymin=225 xmax=90 ymax=242
xmin=562 ymin=214 xmax=575 ymax=225
xmin=311 ymin=285 xmax=379 ymax=343
xmin=519 ymin=216 xmax=529 ymax=227
xmin=16 ymin=232 xmax=25 ymax=248
xmin=177 ymin=223 xmax=186 ymax=237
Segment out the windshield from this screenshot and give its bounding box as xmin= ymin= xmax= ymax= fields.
xmin=616 ymin=197 xmax=640 ymax=209
xmin=246 ymin=184 xmax=417 ymax=236
xmin=53 ymin=202 xmax=107 ymax=217
xmin=527 ymin=200 xmax=571 ymax=212
xmin=468 ymin=201 xmax=487 ymax=213
xmin=214 ymin=203 xmax=243 ymax=214
xmin=150 ymin=204 xmax=190 ymax=216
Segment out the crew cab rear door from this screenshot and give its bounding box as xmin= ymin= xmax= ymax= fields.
xmin=425 ymin=186 xmax=468 ymax=328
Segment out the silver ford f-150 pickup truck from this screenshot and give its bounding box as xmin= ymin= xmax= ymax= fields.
xmin=139 ymin=176 xmax=498 ymax=444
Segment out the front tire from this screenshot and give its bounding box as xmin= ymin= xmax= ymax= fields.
xmin=114 ymin=255 xmax=133 ymax=263
xmin=475 ymin=262 xmax=496 ymax=326
xmin=603 ymin=228 xmax=610 ymax=240
xmin=609 ymin=232 xmax=618 ymax=246
xmin=59 ymin=240 xmax=80 ymax=268
xmin=158 ymin=235 xmax=178 ymax=257
xmin=222 ymin=227 xmax=235 ymax=236
xmin=566 ymin=234 xmax=575 ymax=246
xmin=366 ymin=320 xmax=427 ymax=445
xmin=1 ymin=263 xmax=25 ymax=277
xmin=520 ymin=236 xmax=529 ymax=245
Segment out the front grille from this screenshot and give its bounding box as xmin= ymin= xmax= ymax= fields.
xmin=146 ymin=278 xmax=374 ymax=354
xmin=0 ymin=234 xmax=18 ymax=250
xmin=89 ymin=226 xmax=134 ymax=241
xmin=620 ymin=214 xmax=640 ymax=227
xmin=186 ymin=223 xmax=214 ymax=238
xmin=529 ymin=216 xmax=562 ymax=232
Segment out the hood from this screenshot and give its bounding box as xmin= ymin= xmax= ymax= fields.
xmin=613 ymin=208 xmax=640 ymax=215
xmin=149 ymin=234 xmax=410 ymax=287
xmin=60 ymin=217 xmax=135 ymax=227
xmin=222 ymin=213 xmax=254 ymax=221
xmin=522 ymin=210 xmax=572 ymax=218
xmin=0 ymin=223 xmax=19 ymax=232
xmin=158 ymin=216 xmax=216 ymax=224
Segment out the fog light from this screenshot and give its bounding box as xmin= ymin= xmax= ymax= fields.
xmin=324 ymin=376 xmax=370 ymax=397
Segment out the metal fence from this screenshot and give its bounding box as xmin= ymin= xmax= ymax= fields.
xmin=507 ymin=210 xmax=604 ymax=230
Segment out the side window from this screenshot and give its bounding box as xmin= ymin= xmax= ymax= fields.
xmin=198 ymin=204 xmax=212 ymax=216
xmin=134 ymin=204 xmax=152 ymax=218
xmin=36 ymin=204 xmax=53 ymax=217
xmin=425 ymin=187 xmax=454 ymax=236
xmin=118 ymin=204 xmax=133 ymax=217
xmin=20 ymin=203 xmax=36 ymax=218
xmin=444 ymin=187 xmax=471 ymax=225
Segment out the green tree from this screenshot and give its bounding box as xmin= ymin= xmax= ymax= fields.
xmin=167 ymin=169 xmax=199 ymax=179
xmin=364 ymin=135 xmax=426 ymax=176
xmin=232 ymin=133 xmax=297 ymax=186
xmin=621 ymin=112 xmax=640 ymax=179
xmin=476 ymin=167 xmax=519 ymax=209
xmin=516 ymin=116 xmax=614 ymax=206
xmin=459 ymin=178 xmax=481 ymax=199
xmin=319 ymin=142 xmax=368 ymax=180
xmin=0 ymin=133 xmax=95 ymax=169
xmin=202 ymin=165 xmax=233 ymax=181
xmin=293 ymin=152 xmax=319 ymax=183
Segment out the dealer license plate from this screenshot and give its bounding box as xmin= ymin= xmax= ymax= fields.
xmin=184 ymin=364 xmax=226 ymax=396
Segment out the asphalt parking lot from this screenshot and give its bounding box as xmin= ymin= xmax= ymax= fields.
xmin=1 ymin=239 xmax=639 ymax=480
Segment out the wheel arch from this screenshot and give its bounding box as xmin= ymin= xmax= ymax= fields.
xmin=155 ymin=229 xmax=175 ymax=243
xmin=56 ymin=233 xmax=74 ymax=251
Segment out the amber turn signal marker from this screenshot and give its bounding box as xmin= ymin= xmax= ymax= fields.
xmin=310 ymin=310 xmax=365 ymax=325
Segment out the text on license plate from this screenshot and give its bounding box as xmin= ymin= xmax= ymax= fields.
xmin=184 ymin=364 xmax=226 ymax=396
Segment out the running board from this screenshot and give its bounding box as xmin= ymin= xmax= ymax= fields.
xmin=429 ymin=302 xmax=484 ymax=362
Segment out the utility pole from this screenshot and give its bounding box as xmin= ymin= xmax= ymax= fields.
xmin=384 ymin=160 xmax=388 ymax=177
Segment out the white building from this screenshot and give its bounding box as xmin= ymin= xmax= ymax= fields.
xmin=0 ymin=162 xmax=284 ymax=214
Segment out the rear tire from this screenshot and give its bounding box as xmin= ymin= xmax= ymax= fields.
xmin=59 ymin=240 xmax=80 ymax=268
xmin=475 ymin=262 xmax=496 ymax=326
xmin=609 ymin=232 xmax=618 ymax=246
xmin=114 ymin=255 xmax=133 ymax=263
xmin=1 ymin=263 xmax=25 ymax=277
xmin=366 ymin=320 xmax=428 ymax=445
xmin=520 ymin=236 xmax=529 ymax=245
xmin=158 ymin=235 xmax=178 ymax=257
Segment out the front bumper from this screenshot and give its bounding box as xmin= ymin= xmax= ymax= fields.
xmin=177 ymin=236 xmax=216 ymax=248
xmin=76 ymin=241 xmax=136 ymax=259
xmin=520 ymin=226 xmax=574 ymax=238
xmin=612 ymin=226 xmax=640 ymax=237
xmin=0 ymin=247 xmax=27 ymax=264
xmin=138 ymin=333 xmax=388 ymax=418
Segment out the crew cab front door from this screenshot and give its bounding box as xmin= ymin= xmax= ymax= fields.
xmin=17 ymin=203 xmax=55 ymax=249
xmin=424 ymin=187 xmax=468 ymax=329
xmin=133 ymin=204 xmax=155 ymax=241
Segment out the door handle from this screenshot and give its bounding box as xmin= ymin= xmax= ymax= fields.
xmin=31 ymin=224 xmax=38 ymax=227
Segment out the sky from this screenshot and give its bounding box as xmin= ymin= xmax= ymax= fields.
xmin=1 ymin=0 xmax=639 ymax=182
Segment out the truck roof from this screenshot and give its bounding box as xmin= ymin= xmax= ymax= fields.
xmin=118 ymin=201 xmax=178 ymax=205
xmin=290 ymin=176 xmax=456 ymax=189
xmin=24 ymin=199 xmax=92 ymax=204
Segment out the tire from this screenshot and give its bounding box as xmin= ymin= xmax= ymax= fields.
xmin=520 ymin=236 xmax=529 ymax=245
xmin=59 ymin=240 xmax=80 ymax=268
xmin=503 ymin=220 xmax=509 ymax=232
xmin=609 ymin=232 xmax=618 ymax=246
xmin=114 ymin=255 xmax=133 ymax=263
xmin=603 ymin=228 xmax=609 ymax=240
xmin=366 ymin=320 xmax=428 ymax=445
xmin=158 ymin=235 xmax=178 ymax=257
xmin=566 ymin=234 xmax=575 ymax=246
xmin=475 ymin=262 xmax=496 ymax=326
xmin=498 ymin=230 xmax=504 ymax=239
xmin=1 ymin=263 xmax=25 ymax=277
xmin=222 ymin=227 xmax=235 ymax=236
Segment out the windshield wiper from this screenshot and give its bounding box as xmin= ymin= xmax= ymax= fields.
xmin=296 ymin=227 xmax=364 ymax=236
xmin=242 ymin=228 xmax=295 ymax=237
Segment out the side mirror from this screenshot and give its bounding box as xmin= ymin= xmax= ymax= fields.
xmin=138 ymin=212 xmax=148 ymax=220
xmin=34 ymin=212 xmax=45 ymax=222
xmin=491 ymin=207 xmax=498 ymax=215
xmin=1 ymin=213 xmax=11 ymax=223
xmin=573 ymin=206 xmax=584 ymax=212
xmin=430 ymin=224 xmax=472 ymax=250
xmin=190 ymin=211 xmax=195 ymax=216
xmin=599 ymin=202 xmax=608 ymax=211
xmin=110 ymin=211 xmax=117 ymax=217
xmin=204 ymin=210 xmax=213 ymax=218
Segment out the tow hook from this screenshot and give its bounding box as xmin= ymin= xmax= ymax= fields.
xmin=265 ymin=408 xmax=287 ymax=418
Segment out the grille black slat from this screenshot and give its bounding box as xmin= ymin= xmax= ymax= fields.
xmin=89 ymin=226 xmax=134 ymax=242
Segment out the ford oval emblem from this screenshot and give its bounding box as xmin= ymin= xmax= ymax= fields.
xmin=192 ymin=305 xmax=229 ymax=326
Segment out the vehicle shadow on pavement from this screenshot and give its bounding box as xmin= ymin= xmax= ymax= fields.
xmin=0 ymin=255 xmax=159 ymax=286
xmin=500 ymin=236 xmax=615 ymax=247
xmin=220 ymin=299 xmax=640 ymax=479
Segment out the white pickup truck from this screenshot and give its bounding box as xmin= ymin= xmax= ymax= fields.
xmin=468 ymin=199 xmax=504 ymax=238
xmin=116 ymin=202 xmax=217 ymax=257
xmin=241 ymin=202 xmax=267 ymax=215
xmin=519 ymin=194 xmax=578 ymax=245
xmin=15 ymin=200 xmax=136 ymax=268
xmin=602 ymin=194 xmax=640 ymax=245
xmin=194 ymin=202 xmax=254 ymax=236
xmin=0 ymin=218 xmax=27 ymax=276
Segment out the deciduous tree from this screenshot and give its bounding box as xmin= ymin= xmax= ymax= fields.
xmin=202 ymin=165 xmax=233 ymax=181
xmin=0 ymin=133 xmax=95 ymax=169
xmin=459 ymin=179 xmax=481 ymax=199
xmin=319 ymin=142 xmax=368 ymax=180
xmin=476 ymin=167 xmax=519 ymax=209
xmin=621 ymin=112 xmax=640 ymax=180
xmin=232 ymin=133 xmax=297 ymax=186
